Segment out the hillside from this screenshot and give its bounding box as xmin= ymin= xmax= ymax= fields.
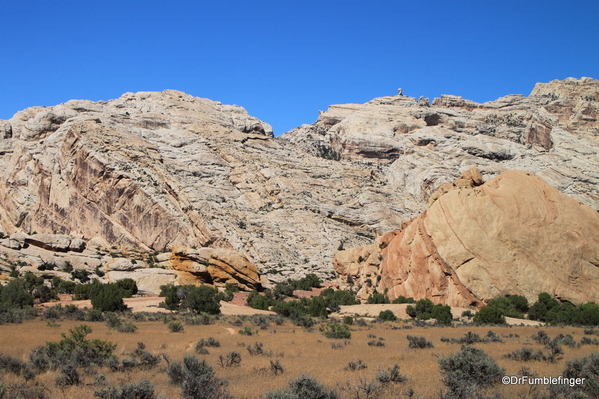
xmin=332 ymin=169 xmax=599 ymax=307
xmin=0 ymin=78 xmax=598 ymax=295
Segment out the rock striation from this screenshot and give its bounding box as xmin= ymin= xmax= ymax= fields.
xmin=283 ymin=77 xmax=599 ymax=211
xmin=0 ymin=232 xmax=262 ymax=294
xmin=332 ymin=170 xmax=599 ymax=307
xmin=0 ymin=77 xmax=598 ymax=288
xmin=0 ymin=90 xmax=421 ymax=283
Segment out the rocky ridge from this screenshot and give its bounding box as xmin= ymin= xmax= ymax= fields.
xmin=332 ymin=170 xmax=599 ymax=307
xmin=282 ymin=77 xmax=599 ymax=210
xmin=0 ymin=90 xmax=421 ymax=285
xmin=0 ymin=78 xmax=598 ymax=293
xmin=0 ymin=232 xmax=262 ymax=294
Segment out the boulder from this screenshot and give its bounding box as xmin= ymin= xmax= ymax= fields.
xmin=105 ymin=268 xmax=177 ymax=295
xmin=23 ymin=234 xmax=75 ymax=252
xmin=334 ymin=170 xmax=599 ymax=307
xmin=104 ymin=258 xmax=146 ymax=271
xmin=169 ymin=246 xmax=262 ymax=290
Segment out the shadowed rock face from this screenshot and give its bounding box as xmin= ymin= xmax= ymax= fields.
xmin=333 ymin=170 xmax=599 ymax=307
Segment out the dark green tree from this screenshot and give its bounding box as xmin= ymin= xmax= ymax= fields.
xmin=180 ymin=285 xmax=221 ymax=315
xmin=431 ymin=305 xmax=453 ymax=325
xmin=247 ymin=290 xmax=276 ymax=310
xmin=378 ymin=310 xmax=397 ymax=322
xmin=473 ymin=305 xmax=506 ymax=324
xmin=391 ymin=295 xmax=415 ymax=304
xmin=528 ymin=292 xmax=560 ymax=321
xmin=366 ymin=290 xmax=390 ymax=304
xmin=307 ymin=296 xmax=328 ymax=318
xmin=90 ymin=283 xmax=127 ymax=312
xmin=320 ymin=289 xmax=359 ymax=306
xmin=159 ymin=284 xmax=181 ymax=310
xmin=1 ymin=279 xmax=34 ymax=308
xmin=115 ymin=278 xmax=138 ymax=297
xmin=406 ymin=298 xmax=434 ymax=319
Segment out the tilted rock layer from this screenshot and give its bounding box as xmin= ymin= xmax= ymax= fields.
xmin=333 ymin=170 xmax=599 ymax=307
xmin=283 ymin=77 xmax=599 ymax=210
xmin=0 ymin=77 xmax=598 ymax=286
xmin=0 ymin=232 xmax=262 ymax=294
xmin=0 ymin=90 xmax=420 ymax=283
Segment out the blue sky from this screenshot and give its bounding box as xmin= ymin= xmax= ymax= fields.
xmin=1 ymin=1 xmax=598 ymax=135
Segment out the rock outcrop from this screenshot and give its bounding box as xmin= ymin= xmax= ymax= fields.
xmin=0 ymin=90 xmax=422 ymax=283
xmin=0 ymin=77 xmax=598 ymax=287
xmin=0 ymin=233 xmax=262 ymax=294
xmin=332 ymin=170 xmax=599 ymax=307
xmin=283 ymin=77 xmax=599 ymax=210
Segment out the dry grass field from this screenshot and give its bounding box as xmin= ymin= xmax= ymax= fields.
xmin=1 ymin=316 xmax=598 ymax=398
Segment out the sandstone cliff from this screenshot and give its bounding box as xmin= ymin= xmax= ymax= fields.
xmin=332 ymin=170 xmax=599 ymax=307
xmin=0 ymin=78 xmax=598 ymax=288
xmin=282 ymin=77 xmax=599 ymax=211
xmin=0 ymin=90 xmax=420 ymax=283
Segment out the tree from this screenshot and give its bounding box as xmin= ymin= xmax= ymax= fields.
xmin=273 ymin=282 xmax=295 ymax=299
xmin=159 ymin=284 xmax=181 ymax=310
xmin=406 ymin=298 xmax=434 ymax=319
xmin=528 ymin=292 xmax=559 ymax=321
xmin=431 ymin=305 xmax=453 ymax=325
xmin=485 ymin=296 xmax=525 ymax=318
xmin=473 ymin=305 xmax=506 ymax=324
xmin=366 ymin=290 xmax=390 ymax=304
xmin=378 ymin=310 xmax=397 ymax=322
xmin=247 ymin=290 xmax=276 ymax=310
xmin=0 ymin=279 xmax=33 ymax=308
xmin=115 ymin=278 xmax=138 ymax=297
xmin=90 ymin=283 xmax=127 ymax=312
xmin=573 ymin=302 xmax=599 ymax=326
xmin=507 ymin=295 xmax=529 ymax=313
xmin=181 ymin=285 xmax=221 ymax=315
xmin=320 ymin=289 xmax=359 ymax=306
xmin=391 ymin=295 xmax=415 ymax=304
xmin=307 ymin=296 xmax=328 ymax=318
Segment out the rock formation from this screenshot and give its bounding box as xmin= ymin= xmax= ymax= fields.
xmin=0 ymin=90 xmax=421 ymax=284
xmin=0 ymin=77 xmax=598 ymax=289
xmin=0 ymin=232 xmax=262 ymax=294
xmin=332 ymin=170 xmax=599 ymax=307
xmin=282 ymin=77 xmax=599 ymax=210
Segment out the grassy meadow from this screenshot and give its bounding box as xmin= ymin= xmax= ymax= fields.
xmin=1 ymin=316 xmax=598 ymax=398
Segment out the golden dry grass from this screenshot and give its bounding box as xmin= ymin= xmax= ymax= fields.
xmin=0 ymin=318 xmax=597 ymax=398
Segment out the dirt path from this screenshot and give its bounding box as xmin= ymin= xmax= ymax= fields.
xmin=222 ymin=327 xmax=236 ymax=335
xmin=39 ymin=295 xmax=276 ymax=316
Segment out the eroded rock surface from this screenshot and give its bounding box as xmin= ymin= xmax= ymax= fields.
xmin=0 ymin=233 xmax=262 ymax=294
xmin=332 ymin=171 xmax=599 ymax=307
xmin=283 ymin=77 xmax=599 ymax=210
xmin=0 ymin=77 xmax=598 ymax=286
xmin=0 ymin=90 xmax=423 ymax=283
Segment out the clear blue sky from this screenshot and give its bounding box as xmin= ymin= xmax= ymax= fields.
xmin=1 ymin=1 xmax=598 ymax=135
